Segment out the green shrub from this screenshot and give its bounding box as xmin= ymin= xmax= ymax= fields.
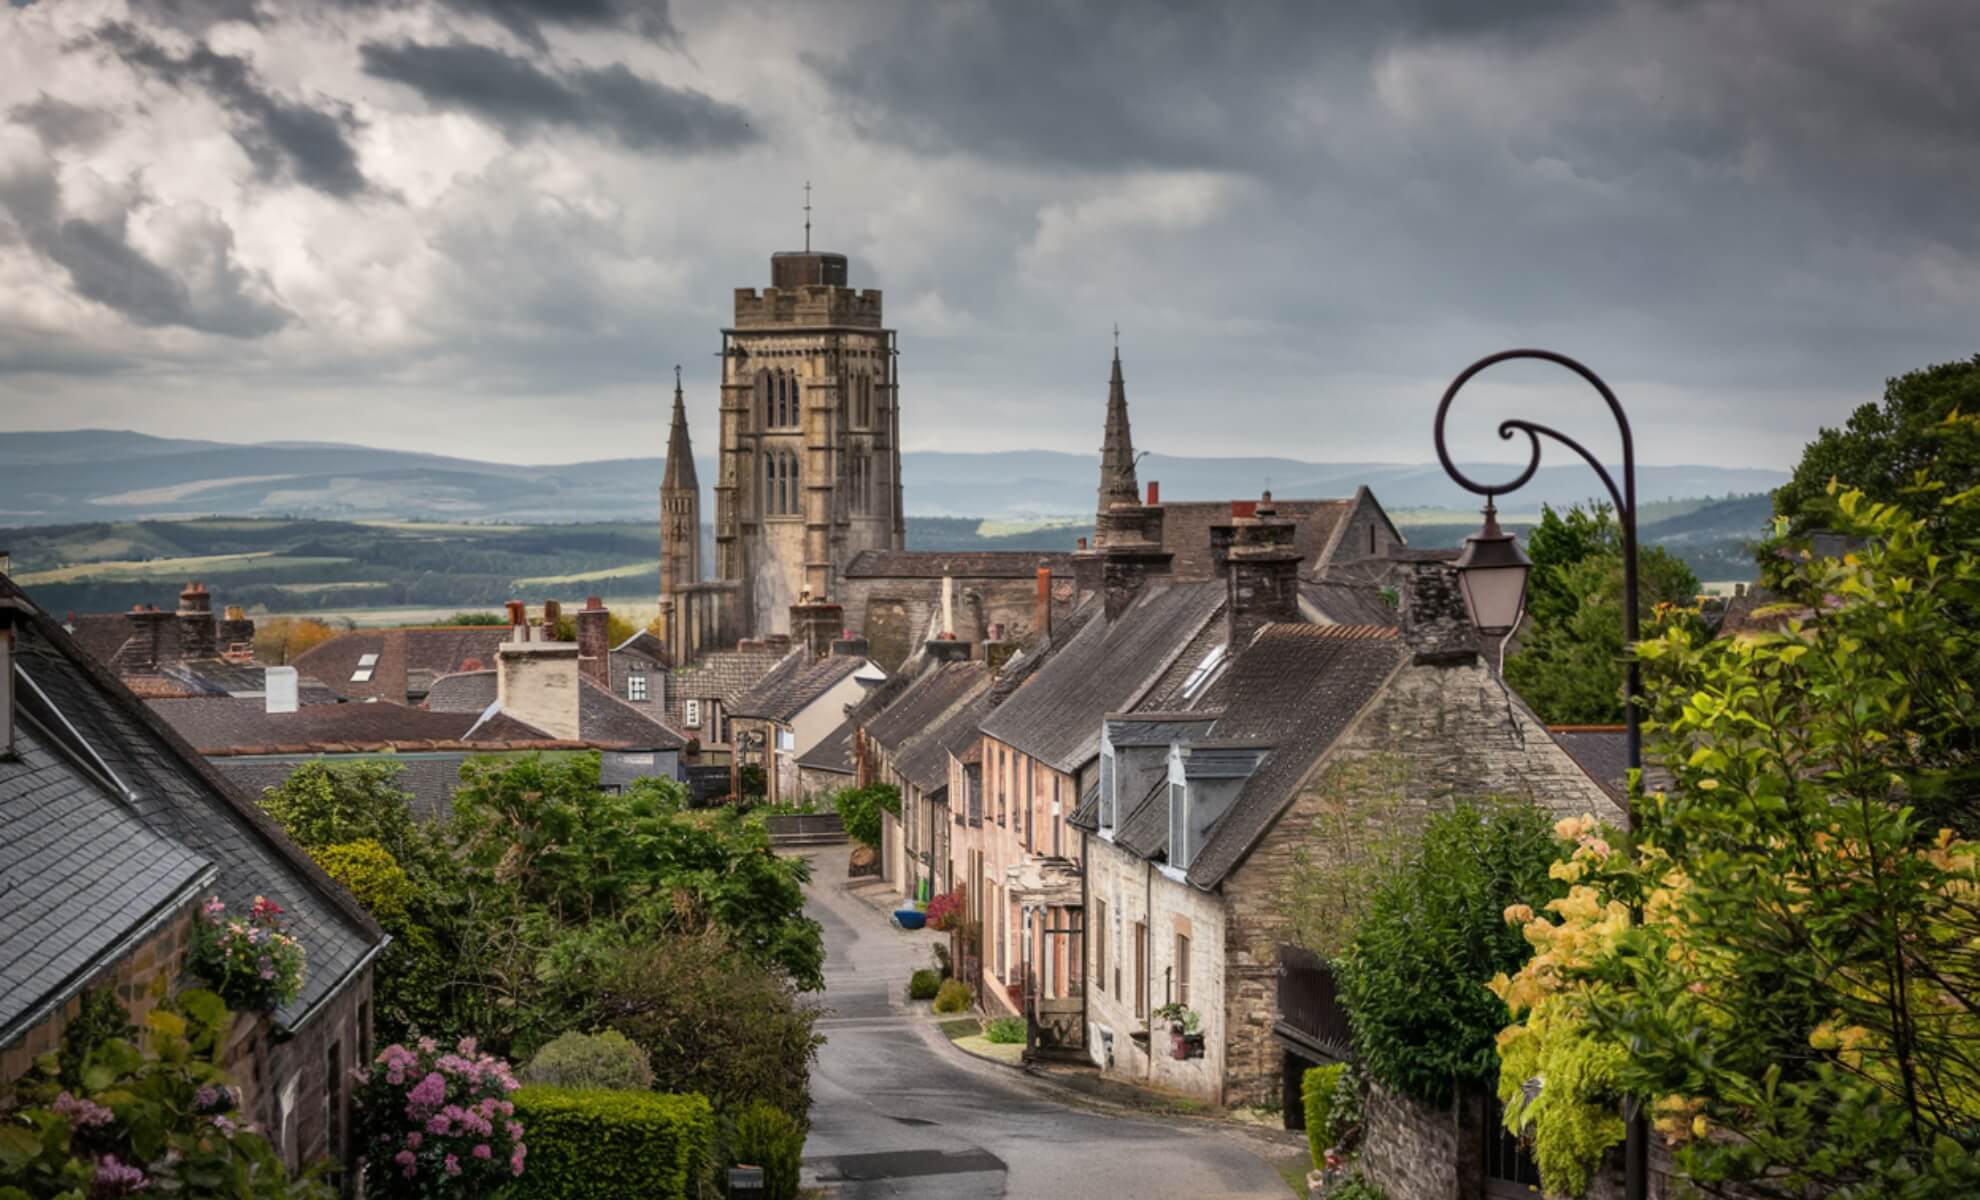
xmin=1334 ymin=801 xmax=1562 ymax=1107
xmin=932 ymin=979 xmax=973 ymax=1014
xmin=831 ymin=783 xmax=900 ymax=849
xmin=1303 ymin=1063 xmax=1344 ymax=1169
xmin=1324 ymin=1171 xmax=1391 ymax=1200
xmin=312 ymin=839 xmax=415 ymax=920
xmin=984 ymin=1016 xmax=1025 ymax=1045
xmin=522 ymin=1029 xmax=655 ymax=1091
xmin=908 ymin=968 xmax=941 ymax=1000
xmin=510 ymin=1086 xmax=714 ymax=1200
xmin=728 ymin=1101 xmax=805 ymax=1200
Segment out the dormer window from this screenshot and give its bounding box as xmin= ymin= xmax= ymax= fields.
xmin=350 ymin=652 xmax=378 ymax=683
xmin=627 ymin=673 xmax=647 ymax=702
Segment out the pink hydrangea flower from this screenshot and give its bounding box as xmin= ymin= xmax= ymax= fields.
xmin=444 ymin=1154 xmax=462 ymax=1177
xmin=473 ymin=1144 xmax=492 ymax=1160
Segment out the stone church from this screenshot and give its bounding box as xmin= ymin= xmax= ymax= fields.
xmin=656 ymin=241 xmax=1405 ymax=671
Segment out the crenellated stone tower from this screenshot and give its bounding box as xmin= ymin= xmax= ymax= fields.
xmin=712 ymin=249 xmax=904 ymax=636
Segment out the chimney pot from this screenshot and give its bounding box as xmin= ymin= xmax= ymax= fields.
xmin=1077 ymin=536 xmax=1089 ymax=551
xmin=1146 ymin=481 xmax=1160 ymax=505
xmin=1035 ymin=567 xmax=1053 ymax=639
xmin=265 ymin=665 xmax=299 ymax=715
xmin=584 ymin=595 xmax=604 ymax=610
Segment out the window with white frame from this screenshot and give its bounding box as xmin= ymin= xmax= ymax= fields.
xmin=627 ymin=673 xmax=647 ymax=702
xmin=1181 ymin=643 xmax=1226 ymax=701
xmin=778 ymin=728 xmax=795 ymax=752
xmin=350 ymin=652 xmax=378 ymax=683
xmin=683 ymin=698 xmax=702 ymax=728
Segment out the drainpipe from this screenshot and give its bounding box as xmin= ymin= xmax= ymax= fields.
xmin=1145 ymin=857 xmax=1155 ymax=1084
xmin=1080 ymin=828 xmax=1090 ymax=1058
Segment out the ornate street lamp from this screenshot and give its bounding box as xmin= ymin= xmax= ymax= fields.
xmin=1431 ymin=347 xmax=1647 ymax=1200
xmin=1450 ymin=498 xmax=1532 ymax=637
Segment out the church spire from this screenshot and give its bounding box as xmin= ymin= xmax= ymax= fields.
xmin=1097 ymin=335 xmax=1139 ymax=514
xmin=662 ymin=364 xmax=698 ymax=492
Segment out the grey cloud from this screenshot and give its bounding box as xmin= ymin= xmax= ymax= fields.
xmin=91 ymin=22 xmax=371 ymax=198
xmin=10 ymin=95 xmax=119 ymax=150
xmin=359 ymin=38 xmax=756 ymax=151
xmin=0 ymin=168 xmax=288 ymax=338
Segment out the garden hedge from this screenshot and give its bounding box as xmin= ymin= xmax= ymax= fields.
xmin=510 ymin=1086 xmax=714 ymax=1200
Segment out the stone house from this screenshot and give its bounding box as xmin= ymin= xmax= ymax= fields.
xmin=64 ymin=582 xmax=341 ymax=704
xmin=853 ymin=656 xmax=989 ymax=898
xmin=727 ymin=646 xmax=884 ymax=804
xmin=291 ymin=621 xmax=512 ymax=706
xmin=1 ymin=572 xmax=388 ymax=1178
xmin=1070 ymin=564 xmax=1625 ymax=1132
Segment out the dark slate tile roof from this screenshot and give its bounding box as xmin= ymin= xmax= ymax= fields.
xmin=66 ymin=612 xmax=135 ymax=664
xmin=613 ymin=630 xmax=668 ymax=664
xmin=1184 ymin=624 xmax=1406 ymax=887
xmin=577 ymin=677 xmax=685 ymax=749
xmin=978 ymin=580 xmax=1226 ymax=773
xmin=152 ymin=697 xmax=491 ymax=752
xmin=1114 ymin=776 xmax=1172 ymax=858
xmin=1300 ymin=580 xmax=1401 ymax=627
xmin=795 ymin=715 xmax=858 ymax=775
xmin=864 ymin=661 xmax=985 ymax=757
xmin=1546 ymin=727 xmax=1671 ymax=806
xmin=4 ymin=578 xmax=386 ymax=1032
xmin=842 ymin=551 xmax=1075 ymax=579
xmin=793 ymin=661 xmax=932 ymax=774
xmin=894 ymin=684 xmax=993 ymax=794
xmin=211 ymin=753 xmax=473 ymax=824
xmin=1106 ymin=714 xmax=1219 ymax=747
xmin=291 ymin=626 xmax=512 ymax=703
xmin=730 ymin=653 xmax=871 ymax=723
xmin=1068 ymin=783 xmax=1100 ymax=832
xmin=666 ymin=645 xmax=792 ymax=726
xmin=1 ymin=714 xmax=215 ymax=1046
xmin=1161 ymin=499 xmax=1350 ymax=580
xmin=159 ymin=659 xmax=342 ymax=704
xmin=424 ymin=670 xmax=498 ymax=713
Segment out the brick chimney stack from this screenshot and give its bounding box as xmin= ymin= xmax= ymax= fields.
xmin=790 ymin=591 xmax=844 ymax=660
xmin=1226 ymin=492 xmax=1303 ymax=649
xmin=176 ymin=581 xmax=216 ymax=660
xmin=540 ymin=599 xmax=563 ymax=641
xmin=576 ymin=596 xmax=611 ymax=688
xmin=505 ymin=600 xmax=529 ymax=642
xmin=1034 ymin=567 xmax=1053 ymax=640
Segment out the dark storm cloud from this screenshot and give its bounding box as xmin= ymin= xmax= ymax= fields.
xmin=90 ymin=22 xmax=371 ymax=198
xmin=360 ymin=38 xmax=756 ymax=151
xmin=10 ymin=95 xmax=118 ymax=150
xmin=0 ymin=168 xmax=288 ymax=338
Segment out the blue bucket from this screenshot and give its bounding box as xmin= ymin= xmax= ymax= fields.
xmin=894 ymin=908 xmax=927 ymax=930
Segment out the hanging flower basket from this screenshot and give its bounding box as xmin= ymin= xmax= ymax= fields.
xmin=189 ymin=895 xmax=305 ymax=1011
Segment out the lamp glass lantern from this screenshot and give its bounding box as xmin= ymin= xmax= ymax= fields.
xmin=1451 ymin=500 xmax=1532 ymax=638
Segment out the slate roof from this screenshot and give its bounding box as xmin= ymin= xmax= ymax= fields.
xmin=893 ymin=680 xmax=994 ymax=794
xmin=1106 ymin=714 xmax=1219 ymax=747
xmin=794 ymin=715 xmax=858 ymax=776
xmin=423 ymin=670 xmax=498 ymax=713
xmin=864 ymin=661 xmax=984 ymax=756
xmin=977 ymin=579 xmax=1226 ymax=773
xmin=1184 ymin=624 xmax=1406 ymax=887
xmin=1 ymin=711 xmax=216 ymax=1047
xmin=1114 ymin=776 xmax=1173 ymax=858
xmin=576 ymin=677 xmax=686 ymax=749
xmin=1547 ymin=727 xmax=1672 ymax=806
xmin=291 ymin=625 xmax=513 ymax=703
xmin=730 ymin=653 xmax=872 ymax=723
xmin=1300 ymin=580 xmax=1401 ymax=627
xmin=152 ymin=697 xmax=503 ymax=752
xmin=3 ymin=576 xmax=387 ymax=1032
xmin=842 ymin=551 xmax=1075 ymax=579
xmin=666 ymin=644 xmax=791 ymax=726
xmin=211 ymin=753 xmax=473 ymax=824
xmin=1161 ymin=499 xmax=1350 ymax=580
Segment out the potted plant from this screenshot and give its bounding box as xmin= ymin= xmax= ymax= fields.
xmin=1154 ymin=1003 xmax=1204 ymax=1060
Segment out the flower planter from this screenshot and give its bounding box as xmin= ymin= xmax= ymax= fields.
xmin=1169 ymin=1024 xmax=1205 ymax=1061
xmin=893 ymin=908 xmax=927 ymax=930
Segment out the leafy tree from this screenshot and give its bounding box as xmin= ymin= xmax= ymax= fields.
xmin=441 ymin=611 xmax=507 ymax=626
xmin=1774 ymin=353 xmax=1980 ymax=536
xmin=1333 ymin=801 xmax=1564 ymax=1109
xmin=252 ymin=616 xmax=337 ymax=665
xmin=831 ymin=783 xmax=900 ymax=851
xmin=1492 ymin=477 xmax=1980 ymax=1198
xmin=1275 ymin=755 xmax=1418 ymax=958
xmin=259 ymin=760 xmax=423 ymax=864
xmin=1504 ymin=504 xmax=1701 ymax=724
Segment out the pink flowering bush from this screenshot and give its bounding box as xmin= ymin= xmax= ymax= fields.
xmin=188 ymin=894 xmax=305 ymax=1011
xmin=353 ymin=1037 xmax=526 ymax=1197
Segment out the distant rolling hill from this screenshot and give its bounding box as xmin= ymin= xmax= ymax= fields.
xmin=0 ymin=429 xmax=1789 ymax=527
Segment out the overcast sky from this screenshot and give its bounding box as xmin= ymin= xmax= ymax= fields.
xmin=0 ymin=0 xmax=1973 ymax=471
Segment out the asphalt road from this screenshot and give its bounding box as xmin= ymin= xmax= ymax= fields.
xmin=800 ymin=851 xmax=1293 ymax=1199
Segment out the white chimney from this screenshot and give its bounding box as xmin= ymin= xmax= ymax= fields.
xmin=941 ymin=574 xmax=955 ymax=638
xmin=265 ymin=665 xmax=299 ymax=715
xmin=495 ymin=640 xmax=581 ymax=741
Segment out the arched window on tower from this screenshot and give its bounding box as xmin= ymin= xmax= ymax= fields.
xmin=755 ymin=369 xmax=771 ymax=430
xmin=784 ymin=371 xmax=801 ymax=428
xmin=787 ymin=450 xmax=802 ymax=515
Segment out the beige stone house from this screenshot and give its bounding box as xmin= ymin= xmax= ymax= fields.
xmin=1073 ymin=564 xmax=1625 ymax=1115
xmin=728 ymin=648 xmax=883 ymax=804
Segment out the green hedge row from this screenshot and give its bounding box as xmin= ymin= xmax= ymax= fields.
xmin=511 ymin=1086 xmax=715 ymax=1200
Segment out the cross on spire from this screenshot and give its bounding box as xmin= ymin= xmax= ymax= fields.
xmin=803 ymin=180 xmax=812 ymax=252
xmin=1112 ymin=322 xmax=1120 ymax=356
xmin=674 ymin=363 xmax=682 ymax=392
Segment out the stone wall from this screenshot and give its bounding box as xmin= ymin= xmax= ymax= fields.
xmin=1218 ymin=655 xmax=1623 ymax=1106
xmin=263 ymin=969 xmax=373 ymax=1175
xmin=0 ymin=902 xmax=202 ymax=1085
xmin=1361 ymin=1085 xmax=1466 ymax=1200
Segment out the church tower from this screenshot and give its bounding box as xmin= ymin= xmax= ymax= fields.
xmin=1093 ymin=342 xmax=1144 ymax=547
xmin=713 ymin=247 xmax=904 ymax=636
xmin=657 ymin=366 xmax=702 ymax=658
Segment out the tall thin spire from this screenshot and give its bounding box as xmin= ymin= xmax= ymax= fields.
xmin=803 ymin=180 xmax=812 ymax=253
xmin=1097 ymin=335 xmax=1140 ymax=514
xmin=663 ymin=365 xmax=699 ymax=491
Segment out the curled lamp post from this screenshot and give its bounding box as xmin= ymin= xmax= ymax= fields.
xmin=1431 ymin=347 xmax=1647 ymax=1200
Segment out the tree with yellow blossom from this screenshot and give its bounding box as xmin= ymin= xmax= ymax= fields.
xmin=1491 ymin=469 xmax=1980 ymax=1199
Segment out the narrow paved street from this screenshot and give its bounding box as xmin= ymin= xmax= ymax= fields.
xmin=801 ymin=851 xmax=1293 ymax=1199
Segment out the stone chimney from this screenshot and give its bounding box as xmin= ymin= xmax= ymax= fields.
xmin=790 ymin=592 xmax=844 ymax=660
xmin=505 ymin=600 xmax=529 ymax=642
xmin=496 ymin=638 xmax=582 ymax=740
xmin=540 ymin=599 xmax=562 ymax=641
xmin=1226 ymin=492 xmax=1303 ymax=649
xmin=218 ymin=605 xmax=255 ymax=660
xmin=982 ymin=635 xmax=1018 ymax=671
xmin=924 ymin=636 xmax=972 ymax=664
xmin=576 ymin=596 xmax=611 ymax=688
xmin=264 ymin=665 xmax=299 ymax=715
xmin=1034 ymin=568 xmax=1053 ymax=640
xmin=125 ymin=604 xmax=176 ymax=673
xmin=831 ymin=633 xmax=870 ymax=658
xmin=1099 ymin=500 xmax=1174 ymax=621
xmin=1401 ymin=561 xmax=1481 ymax=666
xmin=176 ymin=581 xmax=216 ymax=660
